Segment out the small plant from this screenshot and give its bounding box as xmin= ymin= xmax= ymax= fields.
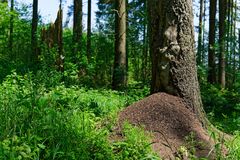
xmin=175 ymin=132 xmax=208 ymax=160
xmin=0 ymin=135 xmax=45 ymax=160
xmin=112 ymin=123 xmax=160 ymax=160
xmin=225 ymin=132 xmax=240 ymax=160
xmin=207 ymin=130 xmax=227 ymax=160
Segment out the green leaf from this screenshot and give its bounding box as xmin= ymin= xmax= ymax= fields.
xmin=37 ymin=144 xmax=46 ymax=149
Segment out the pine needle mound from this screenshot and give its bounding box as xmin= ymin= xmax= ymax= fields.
xmin=118 ymin=93 xmax=216 ymax=159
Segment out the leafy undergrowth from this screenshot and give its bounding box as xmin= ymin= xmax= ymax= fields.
xmin=1 ymin=72 xmax=240 ymax=159
xmin=226 ymin=132 xmax=240 ymax=159
xmin=201 ymin=83 xmax=240 ymax=159
xmin=201 ymin=83 xmax=240 ymax=133
xmin=0 ymin=72 xmax=158 ymax=159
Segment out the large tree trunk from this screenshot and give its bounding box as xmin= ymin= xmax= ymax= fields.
xmin=148 ymin=0 xmax=206 ymax=125
xmin=112 ymin=0 xmax=127 ymax=90
xmin=73 ymin=0 xmax=82 ymax=59
xmin=87 ymin=0 xmax=91 ymax=62
xmin=31 ymin=0 xmax=38 ymax=67
xmin=207 ymin=0 xmax=217 ymax=84
xmin=218 ymin=0 xmax=227 ymax=88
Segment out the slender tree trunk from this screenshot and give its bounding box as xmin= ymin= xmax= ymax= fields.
xmin=197 ymin=0 xmax=204 ymax=65
xmin=239 ymin=29 xmax=240 ymax=70
xmin=55 ymin=4 xmax=64 ymax=72
xmin=142 ymin=19 xmax=147 ymax=82
xmin=137 ymin=46 xmax=140 ymax=80
xmin=228 ymin=0 xmax=233 ymax=81
xmin=148 ymin=0 xmax=206 ymax=125
xmin=232 ymin=0 xmax=237 ymax=84
xmin=126 ymin=0 xmax=129 ymax=82
xmin=207 ymin=0 xmax=217 ymax=83
xmin=146 ymin=0 xmax=150 ymax=82
xmin=201 ymin=0 xmax=206 ymax=64
xmin=73 ymin=0 xmax=82 ymax=61
xmin=87 ymin=0 xmax=91 ymax=62
xmin=142 ymin=0 xmax=148 ymax=83
xmin=218 ymin=0 xmax=227 ymax=88
xmin=31 ymin=0 xmax=38 ymax=67
xmin=148 ymin=0 xmax=158 ymax=95
xmin=9 ymin=0 xmax=14 ymax=55
xmin=226 ymin=0 xmax=231 ymax=67
xmin=112 ymin=0 xmax=127 ymax=90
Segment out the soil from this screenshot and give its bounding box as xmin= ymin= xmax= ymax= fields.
xmin=117 ymin=93 xmax=218 ymax=159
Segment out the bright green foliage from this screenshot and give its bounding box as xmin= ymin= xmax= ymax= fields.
xmin=201 ymin=83 xmax=240 ymax=133
xmin=0 ymin=3 xmax=32 ymax=80
xmin=0 ymin=3 xmax=14 ymax=80
xmin=0 ymin=135 xmax=44 ymax=159
xmin=0 ymin=72 xmax=157 ymax=159
xmin=226 ymin=132 xmax=240 ymax=159
xmin=112 ymin=123 xmax=160 ymax=160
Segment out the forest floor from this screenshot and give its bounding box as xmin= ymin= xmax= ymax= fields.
xmin=1 ymin=73 xmax=240 ymax=159
xmin=117 ymin=93 xmax=225 ymax=159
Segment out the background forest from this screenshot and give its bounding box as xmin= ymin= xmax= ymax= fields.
xmin=0 ymin=0 xmax=240 ymax=159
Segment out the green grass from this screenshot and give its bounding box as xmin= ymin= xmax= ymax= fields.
xmin=226 ymin=132 xmax=240 ymax=159
xmin=1 ymin=72 xmax=240 ymax=159
xmin=0 ymin=72 xmax=158 ymax=159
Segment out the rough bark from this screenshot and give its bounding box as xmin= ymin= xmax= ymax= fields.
xmin=31 ymin=0 xmax=38 ymax=67
xmin=207 ymin=0 xmax=217 ymax=84
xmin=112 ymin=0 xmax=127 ymax=90
xmin=197 ymin=0 xmax=204 ymax=65
xmin=73 ymin=0 xmax=82 ymax=58
xmin=148 ymin=0 xmax=206 ymax=125
xmin=218 ymin=0 xmax=227 ymax=88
